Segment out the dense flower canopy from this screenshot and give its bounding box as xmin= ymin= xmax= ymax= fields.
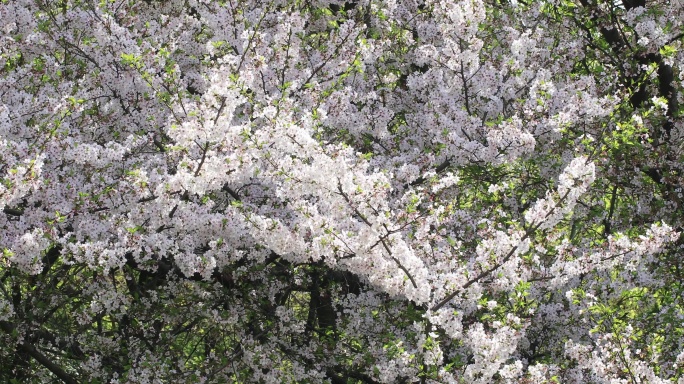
xmin=1 ymin=0 xmax=684 ymax=382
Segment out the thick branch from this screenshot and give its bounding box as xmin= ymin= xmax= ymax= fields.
xmin=408 ymin=158 xmax=451 ymax=188
xmin=0 ymin=321 xmax=79 ymax=384
xmin=2 ymin=206 xmax=23 ymax=216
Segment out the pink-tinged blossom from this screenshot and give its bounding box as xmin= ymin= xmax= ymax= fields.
xmin=9 ymin=228 xmax=48 ymax=275
xmin=525 ymin=156 xmax=595 ymax=230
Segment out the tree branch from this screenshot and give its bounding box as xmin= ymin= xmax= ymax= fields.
xmin=0 ymin=321 xmax=79 ymax=384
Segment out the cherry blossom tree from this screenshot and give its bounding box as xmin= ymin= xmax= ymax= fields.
xmin=1 ymin=0 xmax=684 ymax=382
